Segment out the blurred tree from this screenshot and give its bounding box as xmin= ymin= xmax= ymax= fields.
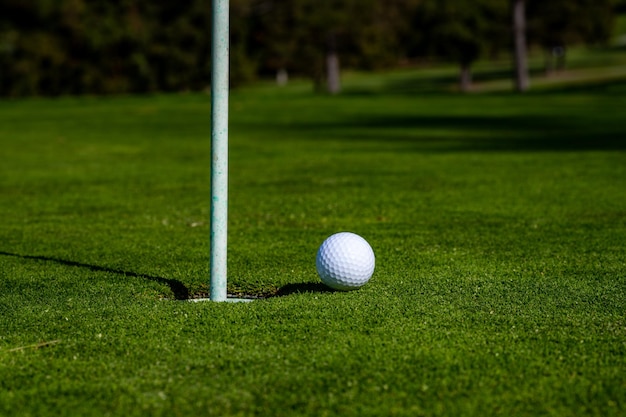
xmin=412 ymin=0 xmax=509 ymax=92
xmin=247 ymin=0 xmax=325 ymax=89
xmin=250 ymin=0 xmax=358 ymax=93
xmin=230 ymin=0 xmax=258 ymax=85
xmin=512 ymin=0 xmax=529 ymax=92
xmin=248 ymin=0 xmax=417 ymax=93
xmin=527 ymin=0 xmax=615 ymax=74
xmin=0 ymin=0 xmax=60 ymax=95
xmin=352 ymin=0 xmax=422 ymax=70
xmin=0 ymin=0 xmax=216 ymax=96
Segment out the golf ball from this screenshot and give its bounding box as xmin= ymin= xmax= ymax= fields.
xmin=316 ymin=232 xmax=375 ymax=291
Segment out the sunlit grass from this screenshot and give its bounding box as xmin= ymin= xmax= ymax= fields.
xmin=0 ymin=58 xmax=625 ymax=416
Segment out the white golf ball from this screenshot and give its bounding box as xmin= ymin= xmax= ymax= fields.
xmin=316 ymin=232 xmax=375 ymax=291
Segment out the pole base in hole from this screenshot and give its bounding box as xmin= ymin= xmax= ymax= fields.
xmin=188 ymin=297 xmax=254 ymax=303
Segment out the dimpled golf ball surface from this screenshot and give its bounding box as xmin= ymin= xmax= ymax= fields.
xmin=316 ymin=232 xmax=375 ymax=291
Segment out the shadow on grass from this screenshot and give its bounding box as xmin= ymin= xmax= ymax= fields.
xmin=0 ymin=251 xmax=336 ymax=301
xmin=240 ymin=75 xmax=626 ymax=153
xmin=0 ymin=251 xmax=190 ymax=300
xmin=262 ymin=112 xmax=626 ymax=152
xmin=273 ymin=282 xmax=335 ymax=297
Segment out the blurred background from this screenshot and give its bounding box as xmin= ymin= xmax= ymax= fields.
xmin=0 ymin=0 xmax=624 ymax=97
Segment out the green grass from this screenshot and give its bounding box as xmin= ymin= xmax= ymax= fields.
xmin=1 ymin=61 xmax=625 ymax=416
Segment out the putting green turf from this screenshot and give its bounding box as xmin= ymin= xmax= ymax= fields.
xmin=0 ymin=69 xmax=625 ymax=416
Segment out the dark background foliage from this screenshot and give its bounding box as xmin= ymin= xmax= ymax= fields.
xmin=0 ymin=0 xmax=619 ymax=96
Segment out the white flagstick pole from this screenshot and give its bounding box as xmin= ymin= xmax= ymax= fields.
xmin=209 ymin=0 xmax=229 ymax=301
